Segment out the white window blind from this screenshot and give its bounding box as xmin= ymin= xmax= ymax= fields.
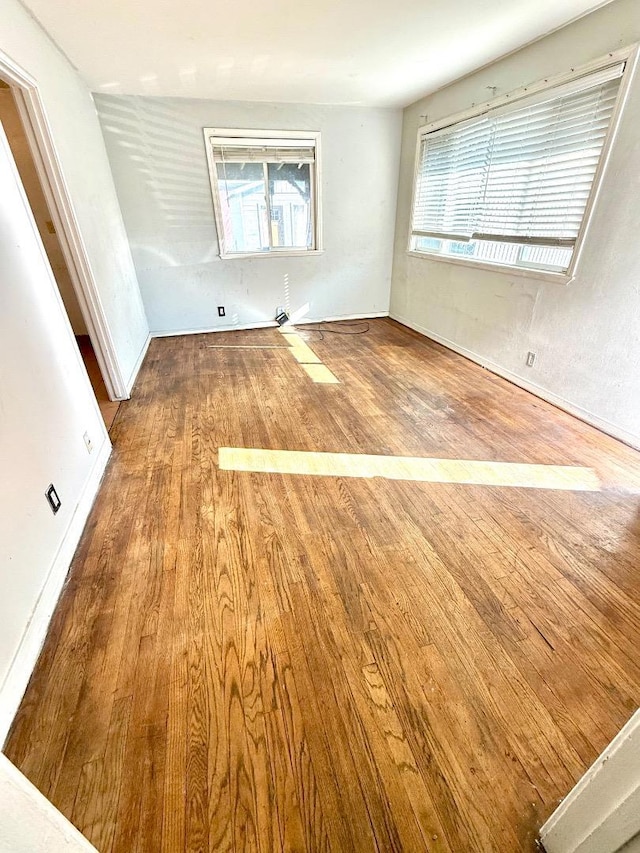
xmin=210 ymin=138 xmax=317 ymax=165
xmin=411 ymin=62 xmax=624 ymax=266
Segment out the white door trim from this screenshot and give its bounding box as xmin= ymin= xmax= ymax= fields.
xmin=0 ymin=47 xmax=129 ymax=401
xmin=0 ymin=754 xmax=98 ymax=851
xmin=540 ymin=709 xmax=640 ymax=853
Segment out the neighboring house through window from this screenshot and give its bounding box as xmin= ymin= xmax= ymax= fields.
xmin=409 ymin=58 xmax=627 ymax=277
xmin=204 ymin=128 xmax=322 ymax=259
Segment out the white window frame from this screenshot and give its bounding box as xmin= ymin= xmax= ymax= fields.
xmin=407 ymin=45 xmax=638 ymax=284
xmin=203 ymin=127 xmax=323 ymax=260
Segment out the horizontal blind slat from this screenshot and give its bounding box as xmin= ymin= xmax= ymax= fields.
xmin=211 ymin=144 xmax=316 ymax=164
xmin=412 ymin=69 xmax=621 ymax=246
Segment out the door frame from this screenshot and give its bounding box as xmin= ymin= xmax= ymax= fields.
xmin=540 ymin=709 xmax=640 ymax=853
xmin=0 ymin=47 xmax=129 ymax=401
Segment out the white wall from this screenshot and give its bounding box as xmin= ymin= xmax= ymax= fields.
xmin=0 ymin=87 xmax=87 ymax=335
xmin=0 ymin=754 xmax=96 ymax=852
xmin=1 ymin=0 xmax=149 ymax=385
xmin=0 ymin=122 xmax=109 ymax=741
xmin=95 ymin=95 xmax=401 ymax=334
xmin=390 ymin=0 xmax=640 ymax=448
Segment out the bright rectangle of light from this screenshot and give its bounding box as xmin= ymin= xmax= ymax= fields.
xmin=299 ymin=364 xmax=340 ymax=384
xmin=218 ymin=448 xmax=600 ymax=491
xmin=289 ymin=343 xmax=322 ymax=364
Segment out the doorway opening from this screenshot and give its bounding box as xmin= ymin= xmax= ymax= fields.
xmin=0 ymin=80 xmax=119 ymax=430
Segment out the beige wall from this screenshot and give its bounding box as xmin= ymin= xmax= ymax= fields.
xmin=0 ymin=87 xmax=86 ymax=335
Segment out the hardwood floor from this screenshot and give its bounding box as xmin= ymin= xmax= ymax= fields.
xmin=77 ymin=335 xmax=120 ymax=431
xmin=5 ymin=318 xmax=640 ymax=852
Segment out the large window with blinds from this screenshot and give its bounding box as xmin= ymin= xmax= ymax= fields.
xmin=204 ymin=129 xmax=321 ymax=258
xmin=409 ymin=61 xmax=625 ymax=275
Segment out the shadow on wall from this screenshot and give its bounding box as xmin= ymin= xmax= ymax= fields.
xmin=95 ymin=94 xmax=398 ymax=333
xmin=127 ymin=241 xmax=218 ymax=269
xmin=97 ymin=97 xmax=216 ymax=240
xmin=98 ymin=97 xmax=310 ymax=326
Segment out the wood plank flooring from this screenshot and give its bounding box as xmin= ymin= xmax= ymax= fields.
xmin=77 ymin=335 xmax=120 ymax=431
xmin=5 ymin=318 xmax=640 ymax=852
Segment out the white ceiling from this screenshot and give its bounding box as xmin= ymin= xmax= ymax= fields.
xmin=24 ymin=0 xmax=612 ymax=107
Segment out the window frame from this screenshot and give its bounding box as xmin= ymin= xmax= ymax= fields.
xmin=407 ymin=45 xmax=637 ymax=284
xmin=203 ymin=127 xmax=323 ymax=260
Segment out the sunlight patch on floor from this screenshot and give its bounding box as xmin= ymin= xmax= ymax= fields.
xmin=299 ymin=363 xmax=341 ymax=384
xmin=278 ymin=325 xmax=340 ymax=382
xmin=204 ymin=326 xmax=339 ymax=383
xmin=218 ymin=447 xmax=600 ymax=491
xmin=289 ymin=342 xmax=323 ymax=364
xmin=279 ymin=331 xmax=303 ymax=344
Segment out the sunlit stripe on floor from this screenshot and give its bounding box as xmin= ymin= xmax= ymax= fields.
xmin=206 ymin=329 xmax=338 ymax=382
xmin=289 ymin=342 xmax=323 ymax=364
xmin=278 ymin=325 xmax=341 ymax=382
xmin=218 ymin=448 xmax=600 ymax=491
xmin=279 ymin=332 xmax=321 ymax=362
xmin=299 ymin=364 xmax=341 ymax=384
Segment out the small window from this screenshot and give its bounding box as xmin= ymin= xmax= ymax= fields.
xmin=409 ymin=61 xmax=625 ymax=275
xmin=204 ymin=129 xmax=321 ymax=258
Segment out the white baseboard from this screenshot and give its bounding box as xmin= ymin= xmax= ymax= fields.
xmin=0 ymin=438 xmax=111 ymax=745
xmin=151 ymin=312 xmax=389 ymax=338
xmin=124 ymin=333 xmax=151 ymax=397
xmin=151 ymin=320 xmax=277 ymax=338
xmin=294 ymin=312 xmax=389 ymax=324
xmin=390 ymin=313 xmax=640 ymax=451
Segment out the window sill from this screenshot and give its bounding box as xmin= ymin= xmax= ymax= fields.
xmin=220 ymin=249 xmax=325 ymax=260
xmin=405 ymin=250 xmax=573 ymax=284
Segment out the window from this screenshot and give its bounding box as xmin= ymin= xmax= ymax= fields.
xmin=204 ymin=128 xmax=321 ymax=258
xmin=409 ymin=61 xmax=626 ymax=276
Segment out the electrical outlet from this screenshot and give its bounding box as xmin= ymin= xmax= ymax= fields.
xmin=526 ymin=351 xmax=536 ymax=367
xmin=45 ymin=483 xmax=61 ymax=515
xmin=83 ymin=431 xmax=94 ymax=453
xmin=218 ymin=306 xmax=225 ymax=317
